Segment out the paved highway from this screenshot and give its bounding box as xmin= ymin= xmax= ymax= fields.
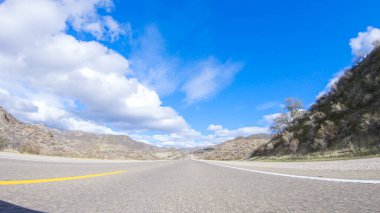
xmin=1 ymin=154 xmax=380 ymax=212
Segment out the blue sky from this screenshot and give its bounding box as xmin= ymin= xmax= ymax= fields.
xmin=112 ymin=0 xmax=380 ymax=130
xmin=0 ymin=0 xmax=380 ymax=147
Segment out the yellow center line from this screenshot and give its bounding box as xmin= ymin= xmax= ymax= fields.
xmin=0 ymin=170 xmax=126 ymax=185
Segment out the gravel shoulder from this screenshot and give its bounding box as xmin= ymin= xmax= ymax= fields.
xmin=201 ymin=157 xmax=380 ymax=180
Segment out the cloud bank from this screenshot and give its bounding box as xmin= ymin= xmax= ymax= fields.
xmin=0 ymin=0 xmax=188 ymax=134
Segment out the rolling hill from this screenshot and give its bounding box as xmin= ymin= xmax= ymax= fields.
xmin=194 ymin=134 xmax=271 ymax=160
xmin=0 ymin=107 xmax=182 ymax=160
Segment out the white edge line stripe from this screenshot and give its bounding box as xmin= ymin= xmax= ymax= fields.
xmin=197 ymin=160 xmax=380 ymax=184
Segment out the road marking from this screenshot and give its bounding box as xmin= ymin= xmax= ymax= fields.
xmin=0 ymin=170 xmax=126 ymax=185
xmin=199 ymin=161 xmax=380 ymax=184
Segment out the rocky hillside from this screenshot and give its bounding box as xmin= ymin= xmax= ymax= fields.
xmin=195 ymin=134 xmax=271 ymax=160
xmin=253 ymin=46 xmax=380 ymax=157
xmin=0 ymin=107 xmax=182 ymax=160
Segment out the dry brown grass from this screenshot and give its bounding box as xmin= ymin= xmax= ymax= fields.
xmin=251 ymin=148 xmax=380 ymax=162
xmin=19 ymin=143 xmax=41 ymax=155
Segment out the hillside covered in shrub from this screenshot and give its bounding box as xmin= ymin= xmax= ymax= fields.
xmin=253 ymin=46 xmax=380 ymax=157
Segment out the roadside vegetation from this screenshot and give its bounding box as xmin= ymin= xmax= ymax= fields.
xmin=19 ymin=143 xmax=41 ymax=155
xmin=251 ymin=149 xmax=380 ymax=162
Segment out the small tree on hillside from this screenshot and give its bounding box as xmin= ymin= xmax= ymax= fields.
xmin=284 ymin=98 xmax=303 ymax=119
xmin=270 ymin=98 xmax=304 ymax=135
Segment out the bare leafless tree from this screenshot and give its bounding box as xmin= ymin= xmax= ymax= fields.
xmin=270 ymin=98 xmax=304 ymax=135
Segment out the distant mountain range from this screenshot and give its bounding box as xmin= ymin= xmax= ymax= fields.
xmin=0 ymin=107 xmax=182 ymax=160
xmin=253 ymin=46 xmax=380 ymax=158
xmin=194 ymin=134 xmax=272 ymax=160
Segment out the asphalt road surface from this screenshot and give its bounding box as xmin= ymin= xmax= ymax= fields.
xmin=1 ymin=154 xmax=380 ymax=212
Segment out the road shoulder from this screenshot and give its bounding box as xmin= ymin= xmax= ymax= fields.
xmin=197 ymin=158 xmax=380 ymax=181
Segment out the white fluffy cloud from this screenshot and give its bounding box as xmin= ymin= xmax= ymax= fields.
xmin=0 ymin=0 xmax=189 ymax=134
xmin=349 ymin=26 xmax=380 ymax=57
xmin=0 ymin=88 xmax=118 ymax=134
